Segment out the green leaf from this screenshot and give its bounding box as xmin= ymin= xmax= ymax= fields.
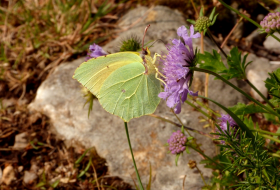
xmin=199 ymin=7 xmax=204 ymax=17
xmin=242 ymin=117 xmax=255 ymax=129
xmin=197 ymin=50 xmax=227 ymax=75
xmin=226 ymin=47 xmax=247 ymax=80
xmin=185 ymin=147 xmax=190 ymax=154
xmin=228 ymin=103 xmax=268 ymax=115
xmin=187 ymin=137 xmax=194 ymax=141
xmin=265 ymin=68 xmax=280 ymax=98
xmin=75 ymin=148 xmax=91 ymax=166
xmin=175 ymin=154 xmax=180 ymax=166
xmin=209 ymin=7 xmax=216 ymax=20
xmin=187 ymin=19 xmax=196 ymax=25
xmin=50 ymin=179 xmax=60 ymax=188
xmin=181 ymin=125 xmax=184 ymax=134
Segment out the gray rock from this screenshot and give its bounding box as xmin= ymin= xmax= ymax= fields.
xmin=263 ymin=33 xmax=280 ymax=54
xmin=246 ymin=54 xmax=279 ymax=101
xmin=29 ymin=6 xmax=248 ymax=190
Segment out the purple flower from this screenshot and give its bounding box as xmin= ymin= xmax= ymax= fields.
xmin=158 ymin=25 xmax=200 ymax=114
xmin=167 ymin=130 xmax=187 ymax=154
xmin=85 ymin=43 xmax=108 ymax=61
xmin=260 ymin=12 xmax=280 ymax=34
xmin=218 ymin=114 xmax=237 ymax=131
xmin=217 ymin=114 xmax=238 ymax=144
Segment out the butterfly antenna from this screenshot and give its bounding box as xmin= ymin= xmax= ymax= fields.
xmin=142 ymin=24 xmax=150 ymax=50
xmin=148 ymin=39 xmax=165 ymax=49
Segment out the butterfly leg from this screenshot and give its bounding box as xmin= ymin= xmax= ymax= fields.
xmin=152 ymin=53 xmax=167 ymax=85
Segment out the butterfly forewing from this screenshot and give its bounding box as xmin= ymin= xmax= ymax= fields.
xmin=73 ymin=52 xmax=141 ymax=98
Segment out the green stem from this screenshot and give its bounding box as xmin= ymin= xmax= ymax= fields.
xmin=185 ymin=100 xmax=214 ymax=120
xmin=195 ymin=165 xmax=208 ymax=186
xmin=190 ymin=67 xmax=279 ymax=117
xmin=245 ymin=79 xmax=275 ymax=109
xmin=260 ymin=134 xmax=280 ymax=143
xmin=189 ymin=96 xmax=221 ymax=117
xmin=218 ymin=0 xmax=280 ymax=43
xmin=124 ymin=122 xmax=144 ymax=190
xmin=149 ymin=114 xmax=213 ymax=139
xmin=188 ymin=143 xmax=224 ymax=170
xmin=250 ymin=128 xmax=280 ymax=136
xmin=271 ymin=33 xmax=280 ymax=43
xmin=206 ymin=29 xmax=227 ymax=59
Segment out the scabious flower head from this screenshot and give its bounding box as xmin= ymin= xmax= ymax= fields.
xmin=260 ymin=12 xmax=280 ymax=34
xmin=195 ymin=16 xmax=212 ymax=32
xmin=158 ymin=25 xmax=200 ymax=114
xmin=85 ymin=43 xmax=108 ymax=61
xmin=167 ymin=130 xmax=187 ymax=154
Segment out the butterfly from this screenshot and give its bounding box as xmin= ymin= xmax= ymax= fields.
xmin=73 ymin=27 xmax=163 ymax=122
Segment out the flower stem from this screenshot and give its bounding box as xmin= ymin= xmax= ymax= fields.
xmin=188 ymin=143 xmax=224 ymax=170
xmin=218 ymin=0 xmax=280 ymax=43
xmin=260 ymin=134 xmax=280 ymax=143
xmin=124 ymin=122 xmax=144 ymax=190
xmin=190 ymin=67 xmax=280 ymax=117
xmin=206 ymin=29 xmax=227 ymax=59
xmin=245 ymin=79 xmax=275 ymax=109
xmin=250 ymin=128 xmax=280 ymax=136
xmin=195 ymin=165 xmax=208 ymax=186
xmin=149 ymin=114 xmax=213 ymax=139
xmin=188 ymin=96 xmax=221 ymax=117
xmin=185 ymin=100 xmax=214 ymax=120
xmin=171 ymin=109 xmax=192 ymax=137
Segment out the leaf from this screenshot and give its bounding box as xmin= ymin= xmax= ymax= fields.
xmin=199 ymin=47 xmax=252 ymax=81
xmin=265 ymin=68 xmax=280 ymax=98
xmin=146 ymin=163 xmax=152 ymax=190
xmin=197 ymin=50 xmax=227 ymax=75
xmin=228 ymin=103 xmax=268 ymax=115
xmin=226 ymin=47 xmax=248 ymax=80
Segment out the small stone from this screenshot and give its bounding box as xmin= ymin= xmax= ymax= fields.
xmin=23 ymin=171 xmax=37 ymax=184
xmin=2 ymin=165 xmax=15 ymax=185
xmin=263 ymin=33 xmax=280 ymax=54
xmin=60 ymin=177 xmax=69 ymax=183
xmin=247 ymin=70 xmax=268 ymax=101
xmin=18 ymin=166 xmax=24 ymax=172
xmin=13 ymin=132 xmax=28 ymax=150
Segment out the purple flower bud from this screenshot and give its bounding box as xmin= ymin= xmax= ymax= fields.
xmin=85 ymin=43 xmax=108 ymax=61
xmin=167 ymin=130 xmax=187 ymax=154
xmin=265 ymin=28 xmax=271 ymax=33
xmin=217 ymin=114 xmax=238 ymax=144
xmin=218 ymin=114 xmax=237 ymax=131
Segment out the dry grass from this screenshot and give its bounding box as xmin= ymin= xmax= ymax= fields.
xmin=0 ymin=0 xmax=135 ymax=103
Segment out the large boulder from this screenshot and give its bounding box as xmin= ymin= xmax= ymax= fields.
xmin=29 ymin=6 xmax=249 ymax=189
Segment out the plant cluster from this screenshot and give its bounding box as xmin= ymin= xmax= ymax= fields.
xmin=76 ymin=0 xmax=280 ymax=189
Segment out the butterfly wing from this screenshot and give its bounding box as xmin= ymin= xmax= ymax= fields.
xmin=73 ymin=52 xmax=161 ymax=122
xmin=73 ymin=52 xmax=141 ymax=98
xmin=99 ymin=61 xmax=161 ymax=122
